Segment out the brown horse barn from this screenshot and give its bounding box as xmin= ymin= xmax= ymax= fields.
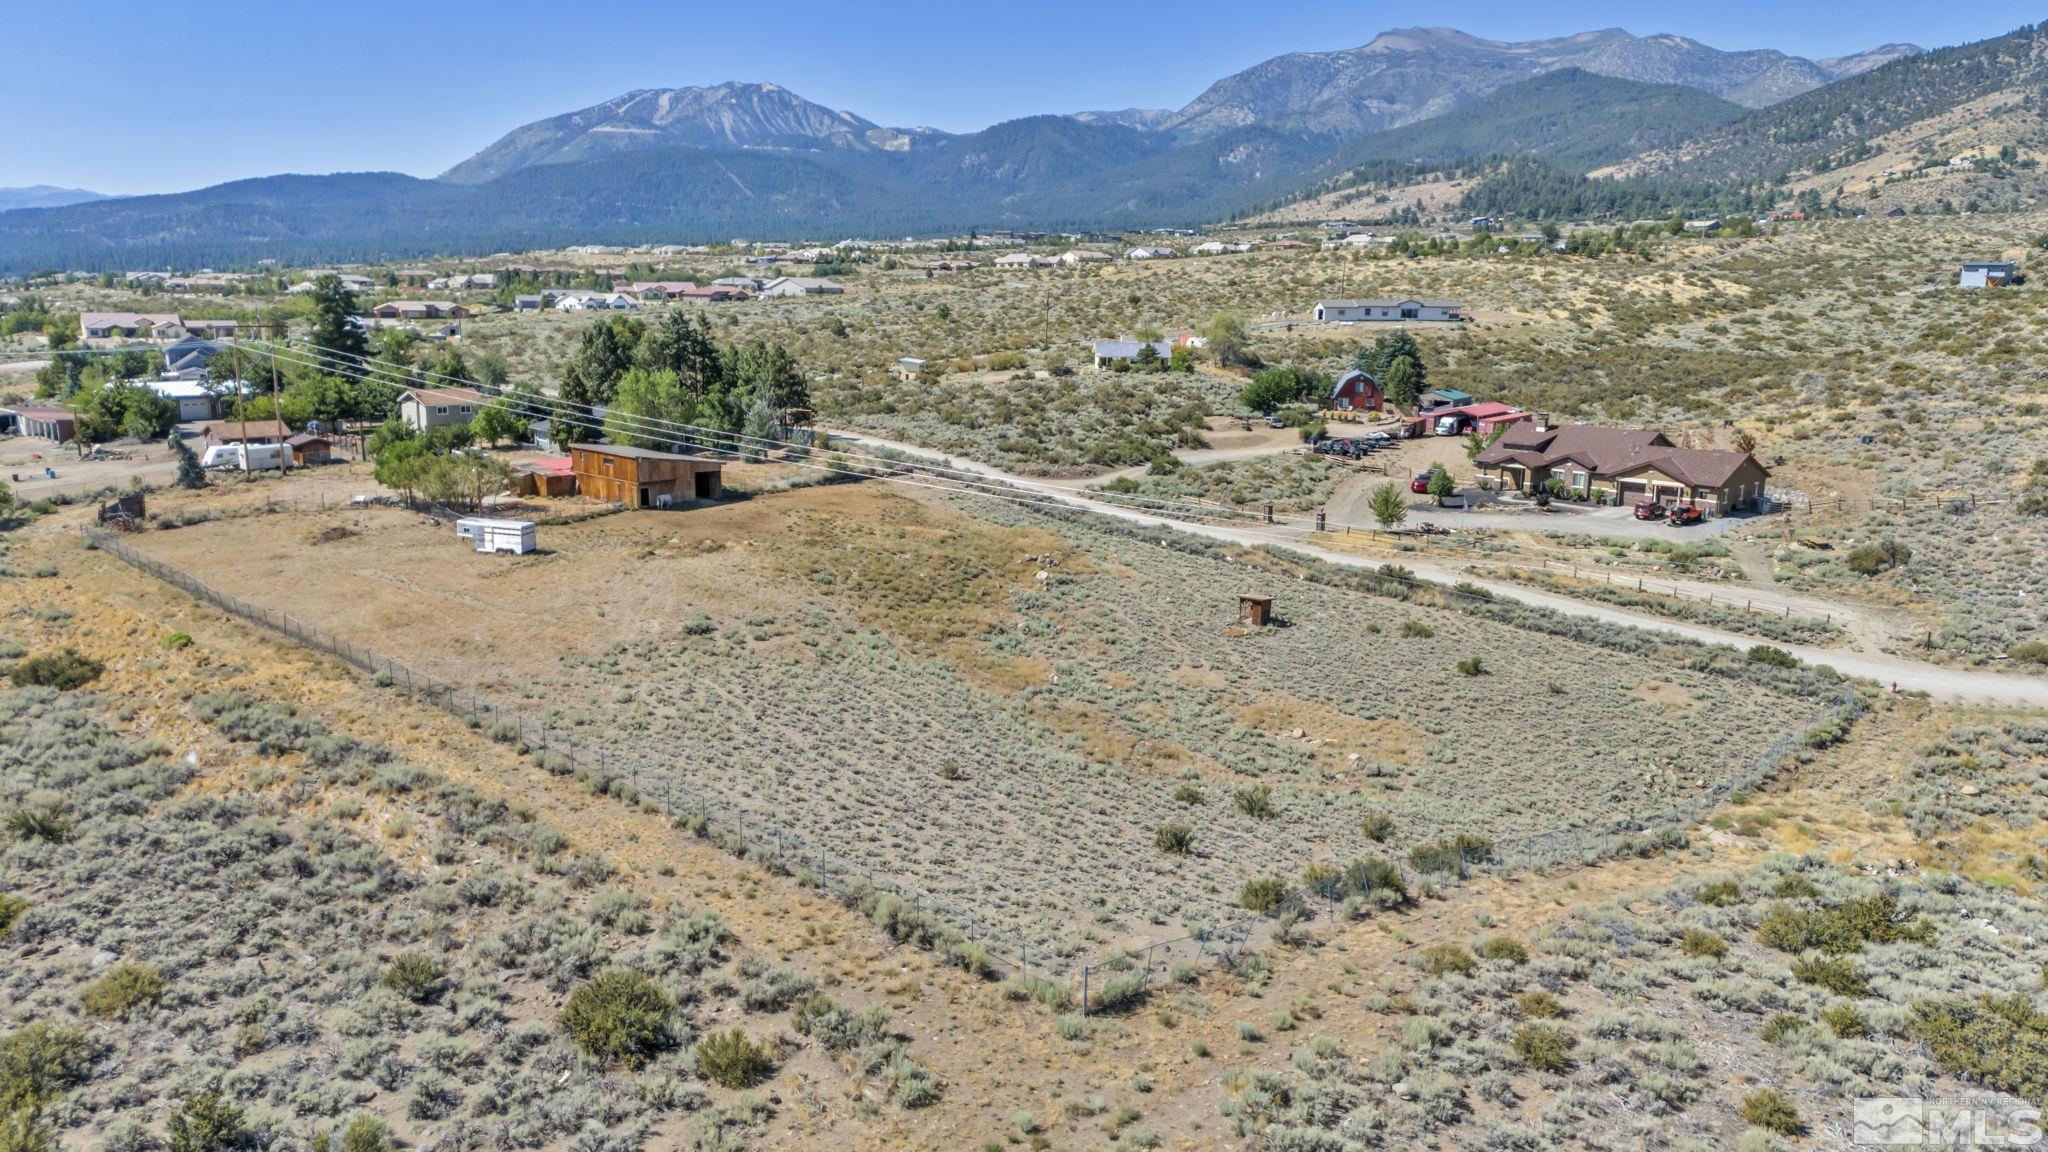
xmin=569 ymin=444 xmax=723 ymax=507
xmin=1475 ymin=418 xmax=1770 ymax=513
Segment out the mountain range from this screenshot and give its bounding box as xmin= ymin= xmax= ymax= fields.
xmin=0 ymin=186 xmax=108 ymax=212
xmin=7 ymin=23 xmax=2040 ymax=275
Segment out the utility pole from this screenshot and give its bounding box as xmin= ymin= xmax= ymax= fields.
xmin=233 ymin=342 xmax=249 ymax=482
xmin=271 ymin=334 xmax=288 ymax=477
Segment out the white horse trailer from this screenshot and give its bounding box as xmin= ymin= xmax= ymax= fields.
xmin=200 ymin=443 xmax=293 ymax=472
xmin=455 ymin=517 xmax=536 ymax=555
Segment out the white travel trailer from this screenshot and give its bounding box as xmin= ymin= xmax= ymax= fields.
xmin=454 ymin=517 xmax=536 ymax=555
xmin=200 ymin=443 xmax=293 ymax=471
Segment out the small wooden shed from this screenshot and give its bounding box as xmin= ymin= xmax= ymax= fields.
xmin=1239 ymin=595 xmax=1274 ymax=627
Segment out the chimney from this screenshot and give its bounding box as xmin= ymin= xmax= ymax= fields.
xmin=1534 ymin=412 xmax=1551 ymax=432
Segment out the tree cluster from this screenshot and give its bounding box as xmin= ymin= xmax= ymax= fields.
xmin=558 ymin=311 xmax=810 ymax=448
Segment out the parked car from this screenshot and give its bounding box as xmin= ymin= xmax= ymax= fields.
xmin=1410 ymin=471 xmax=1436 ymax=494
xmin=1632 ymin=500 xmax=1668 ymax=521
xmin=1265 ymin=414 xmax=1286 ymax=429
xmin=1668 ymin=504 xmax=1705 ymax=526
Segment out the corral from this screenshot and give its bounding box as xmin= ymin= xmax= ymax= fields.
xmin=125 ymin=482 xmax=1826 ymax=955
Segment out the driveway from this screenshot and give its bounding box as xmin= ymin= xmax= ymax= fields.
xmin=816 ymin=430 xmax=2048 ymax=706
xmin=1322 ymin=471 xmax=1744 ymax=540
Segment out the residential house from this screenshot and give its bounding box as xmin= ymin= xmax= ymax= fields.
xmin=1092 ymin=339 xmax=1173 ymax=368
xmin=628 ymin=281 xmax=694 ymax=301
xmin=994 ymin=253 xmax=1048 ymax=269
xmin=1263 ymin=239 xmax=1311 ymax=250
xmin=759 ymin=277 xmax=844 ymax=298
xmin=138 ymin=377 xmax=222 ymax=422
xmin=371 ymin=301 xmax=470 ymax=321
xmin=1474 ymin=417 xmax=1770 ymax=513
xmin=1960 ymin=261 xmax=2017 ymax=289
xmin=80 ymin=312 xmax=182 ymax=340
xmin=196 ymin=418 xmax=292 ymax=446
xmin=679 ymin=284 xmax=748 ymax=302
xmin=924 ymin=259 xmax=977 ymax=271
xmin=513 ymin=295 xmax=544 ymax=311
xmin=1314 ymin=298 xmax=1464 ymax=323
xmin=1418 ymin=388 xmax=1474 ymax=411
xmin=0 ymin=405 xmax=78 ymax=442
xmin=161 ymin=336 xmax=220 ymax=378
xmin=1325 ymin=370 xmax=1384 ymax=412
xmin=397 ymin=386 xmax=488 ymax=432
xmin=894 ymin=357 xmax=927 ymax=381
xmin=1190 ymin=241 xmax=1252 ymax=255
xmin=1123 ymin=246 xmax=1177 ymax=260
xmin=1056 ymin=250 xmax=1112 ymax=266
xmin=570 ymin=444 xmax=724 ymax=506
xmin=712 ymin=276 xmax=766 ymax=291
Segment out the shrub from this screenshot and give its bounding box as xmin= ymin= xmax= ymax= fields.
xmin=8 ymin=649 xmax=103 ymax=690
xmin=1758 ymin=893 xmax=1933 ymax=954
xmin=0 ymin=1022 xmax=93 ymax=1113
xmin=1822 ymin=1003 xmax=1866 ymax=1039
xmin=1745 ymin=644 xmax=1798 ymax=668
xmin=1398 ymin=620 xmax=1434 ymax=638
xmin=1455 ymin=656 xmax=1486 ymax=677
xmin=1475 ymin=936 xmax=1528 ymax=965
xmin=1911 ymin=994 xmax=2048 ymax=1098
xmin=1234 ymin=784 xmax=1276 ymax=819
xmin=163 ymin=632 xmax=194 ymax=650
xmin=1517 ymin=990 xmax=1563 ymax=1019
xmin=1155 ymin=824 xmax=1194 ymax=855
xmin=380 ymin=953 xmax=448 ymax=1003
xmin=1790 ymin=955 xmax=1869 ymax=997
xmin=339 ymin=1117 xmax=395 ymax=1152
xmin=1846 ymin=538 xmax=1909 ymax=575
xmin=1693 ymin=879 xmax=1741 ymax=906
xmin=1512 ymin=1024 xmax=1575 ymax=1072
xmin=80 ymin=963 xmax=167 ymax=1020
xmin=1740 ymin=1089 xmax=1803 ymax=1136
xmin=695 ymin=1029 xmax=772 ymax=1088
xmin=1092 ymin=971 xmax=1148 ymax=1014
xmin=1340 ymin=857 xmax=1406 ymax=901
xmin=1240 ymin=877 xmax=1291 ymax=913
xmin=0 ymin=893 xmax=25 ymax=938
xmin=5 ymin=801 xmax=71 ymax=843
xmin=1760 ymin=1013 xmax=1809 ymax=1044
xmin=1407 ymin=834 xmax=1494 ymax=874
xmin=2014 ymin=641 xmax=2048 ymax=666
xmin=559 ymin=969 xmax=673 ymax=1067
xmin=1417 ymin=944 xmax=1475 ymax=977
xmin=167 ymin=1091 xmax=246 ymax=1152
xmin=1679 ymin=929 xmax=1728 ymax=959
xmin=1359 ymin=812 xmax=1395 ymax=842
xmin=1172 ymin=783 xmax=1205 ymax=806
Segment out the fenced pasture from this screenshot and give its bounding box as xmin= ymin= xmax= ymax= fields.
xmin=107 ymin=482 xmax=1838 ymax=966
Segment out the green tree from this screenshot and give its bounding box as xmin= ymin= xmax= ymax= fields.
xmin=1198 ymin=310 xmax=1250 ymax=367
xmin=1240 ymin=365 xmax=1325 ymax=412
xmin=371 ymin=438 xmax=433 ymax=504
xmin=1463 ymin=424 xmax=1506 ymax=460
xmin=1427 ymin=466 xmax=1455 ymax=507
xmin=307 ymin=276 xmax=368 ymax=364
xmin=605 ymin=368 xmax=690 ymax=448
xmin=560 ymin=316 xmax=646 ymax=428
xmin=69 ymin=381 xmax=178 ymax=447
xmin=726 ymin=339 xmax=808 ymax=437
xmin=1367 ymin=481 xmax=1408 ymax=529
xmin=0 ymin=479 xmax=15 ymax=519
xmin=418 ymin=452 xmax=510 ymax=513
xmin=469 ymin=400 xmax=527 ymax=448
xmin=1381 ymin=356 xmax=1421 ymax=410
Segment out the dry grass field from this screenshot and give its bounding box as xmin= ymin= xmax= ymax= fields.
xmin=105 ymin=479 xmax=1826 ymax=961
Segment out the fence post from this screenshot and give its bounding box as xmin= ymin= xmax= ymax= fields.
xmin=1081 ymin=966 xmax=1090 ymax=1018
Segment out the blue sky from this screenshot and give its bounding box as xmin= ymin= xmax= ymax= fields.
xmin=7 ymin=1 xmax=2037 ymax=195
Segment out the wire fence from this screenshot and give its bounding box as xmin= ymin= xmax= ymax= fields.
xmin=82 ymin=522 xmax=1862 ymax=1008
xmin=80 ymin=526 xmax=1063 ymax=981
xmin=1072 ymin=686 xmax=1863 ymax=1015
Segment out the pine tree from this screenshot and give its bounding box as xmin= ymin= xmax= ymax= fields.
xmin=170 ymin=435 xmax=206 ymax=488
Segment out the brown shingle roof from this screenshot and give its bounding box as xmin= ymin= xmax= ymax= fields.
xmin=1476 ymin=423 xmax=1765 ymax=489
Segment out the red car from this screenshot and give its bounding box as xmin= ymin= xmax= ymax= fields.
xmin=1633 ymin=500 xmax=1668 ymax=521
xmin=1668 ymin=504 xmax=1705 ymax=526
xmin=1410 ymin=471 xmax=1436 ymax=494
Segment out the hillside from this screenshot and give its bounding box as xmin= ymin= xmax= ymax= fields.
xmin=1610 ymin=22 xmax=2048 ymax=185
xmin=1327 ymin=69 xmax=1747 ymax=173
xmin=1163 ymin=25 xmax=1916 ymax=139
xmin=0 ymin=185 xmax=107 ymax=211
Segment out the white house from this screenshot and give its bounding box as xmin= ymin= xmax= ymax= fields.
xmin=1056 ymin=250 xmax=1112 ymax=266
xmin=759 ymin=277 xmax=844 ymax=298
xmin=137 ymin=377 xmax=223 ymax=423
xmin=1092 ymin=339 xmax=1173 ymax=368
xmin=1314 ymin=298 xmax=1465 ymax=323
xmin=1960 ymin=261 xmax=2017 ymax=289
xmin=994 ymin=253 xmax=1048 ymax=269
xmin=1191 ymin=241 xmax=1251 ymax=255
xmin=1124 ymin=246 xmax=1177 ymax=260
